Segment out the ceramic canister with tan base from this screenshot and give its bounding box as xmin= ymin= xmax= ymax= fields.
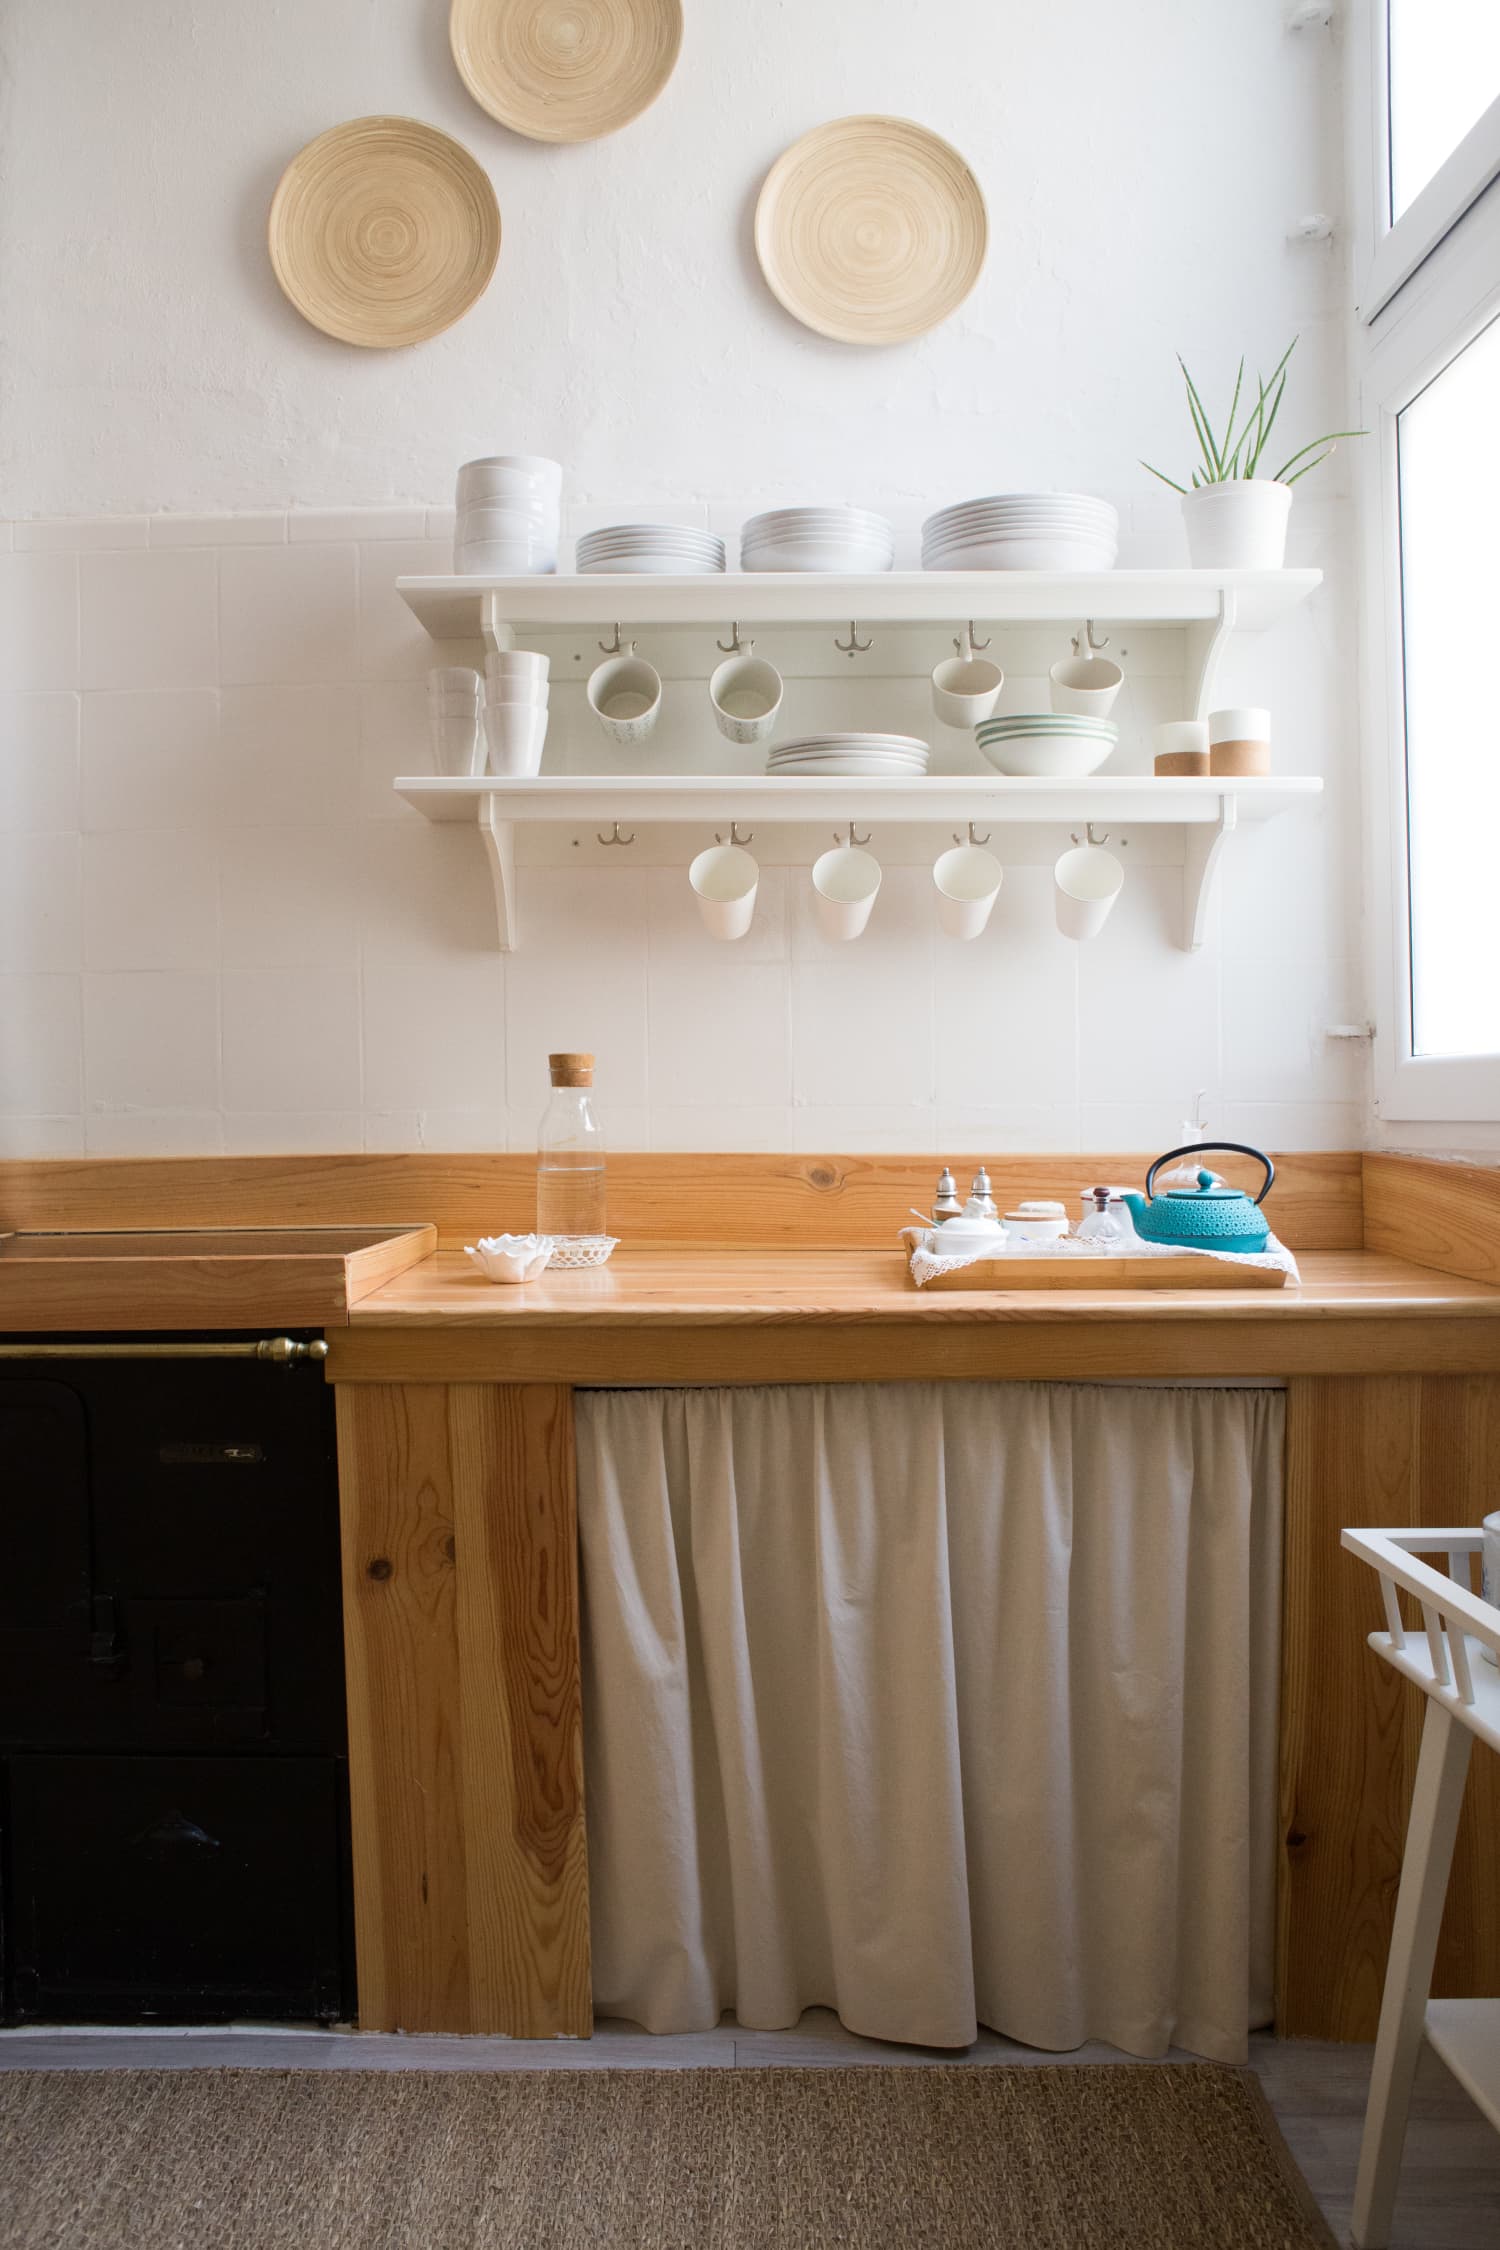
xmin=1208 ymin=706 xmax=1271 ymax=776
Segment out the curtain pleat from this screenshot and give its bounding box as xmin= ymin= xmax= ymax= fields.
xmin=576 ymin=1381 xmax=1283 ymax=2062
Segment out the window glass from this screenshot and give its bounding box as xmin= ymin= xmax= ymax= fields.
xmin=1388 ymin=0 xmax=1500 ymax=218
xmin=1398 ymin=312 xmax=1500 ymax=1057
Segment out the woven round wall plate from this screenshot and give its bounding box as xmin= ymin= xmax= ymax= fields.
xmin=449 ymin=0 xmax=683 ymax=144
xmin=755 ymin=115 xmax=987 ymax=346
xmin=268 ymin=116 xmax=501 ymax=349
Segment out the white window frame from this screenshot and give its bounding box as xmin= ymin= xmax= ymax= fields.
xmin=1352 ymin=1 xmax=1500 ymax=1121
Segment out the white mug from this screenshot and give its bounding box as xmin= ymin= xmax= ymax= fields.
xmin=932 ymin=844 xmax=1004 ymax=939
xmin=689 ymin=844 xmax=759 ymax=940
xmin=1482 ymin=1511 xmax=1500 ymax=1666
xmin=484 ymin=701 xmax=547 ymax=777
xmin=811 ymin=845 xmax=881 ymax=941
xmin=1049 ymin=641 xmax=1124 ymax=719
xmin=930 ymin=632 xmax=1004 ymax=728
xmin=709 ymin=650 xmax=783 ymax=745
xmin=1054 ymin=842 xmax=1124 ymax=939
xmin=587 ymin=646 xmax=662 ymax=745
xmin=428 ymin=665 xmax=483 ymax=696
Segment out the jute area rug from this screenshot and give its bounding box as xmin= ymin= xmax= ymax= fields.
xmin=0 ymin=2063 xmax=1335 ymax=2249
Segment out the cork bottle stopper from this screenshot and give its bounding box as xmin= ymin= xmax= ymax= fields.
xmin=549 ymin=1052 xmax=594 ymax=1088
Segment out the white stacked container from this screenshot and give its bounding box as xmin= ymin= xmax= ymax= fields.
xmin=454 ymin=456 xmax=561 ymax=576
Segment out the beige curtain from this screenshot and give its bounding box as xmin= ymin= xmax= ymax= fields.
xmin=576 ymin=1381 xmax=1283 ymax=2063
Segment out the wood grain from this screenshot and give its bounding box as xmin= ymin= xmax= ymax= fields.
xmin=335 ymin=1383 xmax=589 ymax=2037
xmin=0 ymin=1150 xmax=1363 ymax=1252
xmin=0 ymin=1224 xmax=433 ymax=1333
xmin=919 ymin=1252 xmax=1288 ymax=1290
xmin=1363 ymin=1153 xmax=1500 ymax=1284
xmin=1278 ymin=1376 xmax=1500 ymax=2041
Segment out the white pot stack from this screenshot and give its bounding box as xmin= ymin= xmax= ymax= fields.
xmin=922 ymin=493 xmax=1118 ymax=571
xmin=454 ymin=456 xmax=561 ymax=576
xmin=740 ymin=507 xmax=894 ymax=572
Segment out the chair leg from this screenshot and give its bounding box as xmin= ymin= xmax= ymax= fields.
xmin=1350 ymin=1700 xmax=1473 ymax=2248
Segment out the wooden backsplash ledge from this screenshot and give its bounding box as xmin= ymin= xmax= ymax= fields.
xmin=0 ymin=1150 xmax=1364 ymax=1251
xmin=1362 ymin=1151 xmax=1500 ymax=1285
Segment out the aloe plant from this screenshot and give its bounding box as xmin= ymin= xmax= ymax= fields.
xmin=1142 ymin=339 xmax=1363 ymax=492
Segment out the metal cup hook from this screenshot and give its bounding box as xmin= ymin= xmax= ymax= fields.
xmin=597 ymin=821 xmax=636 ymax=847
xmin=1069 ymin=823 xmax=1124 ymax=849
xmin=716 ymin=622 xmax=751 ymax=655
xmin=597 ymin=623 xmax=629 ymax=655
xmin=834 ymin=822 xmax=873 ymax=848
xmin=714 ymin=821 xmax=754 ymax=847
xmin=834 ymin=622 xmax=873 ymax=658
xmin=953 ymin=821 xmax=992 ymax=846
xmin=1073 ymin=619 xmax=1110 ymax=655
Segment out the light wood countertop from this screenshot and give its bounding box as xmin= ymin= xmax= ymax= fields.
xmin=328 ymin=1246 xmax=1500 ymax=1385
xmin=351 ymin=1247 xmax=1500 ymax=1326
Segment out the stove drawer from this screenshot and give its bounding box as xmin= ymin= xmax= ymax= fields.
xmin=3 ymin=1752 xmax=352 ymax=2023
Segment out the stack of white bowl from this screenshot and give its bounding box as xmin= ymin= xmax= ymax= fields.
xmin=740 ymin=507 xmax=894 ymax=572
xmin=483 ymin=649 xmax=550 ymax=777
xmin=575 ymin=524 xmax=725 ymax=575
xmin=427 ymin=667 xmax=485 ymax=776
xmin=767 ymin=733 xmax=929 ymax=777
xmin=454 ymin=456 xmax=561 ymax=576
xmin=922 ymin=494 xmax=1118 ymax=571
xmin=975 ymin=714 xmax=1118 ymax=777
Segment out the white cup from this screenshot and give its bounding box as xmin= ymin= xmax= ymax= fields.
xmin=484 ymin=701 xmax=547 ymax=776
xmin=485 ymin=650 xmax=550 ymax=690
xmin=1481 ymin=1511 xmax=1500 ymax=1665
xmin=456 ymin=455 xmax=562 ymax=499
xmin=811 ymin=845 xmax=882 ymax=941
xmin=429 ymin=705 xmax=485 ymax=777
xmin=487 ymin=683 xmax=550 ymax=710
xmin=1054 ymin=842 xmax=1124 ymax=939
xmin=689 ymin=844 xmax=759 ymax=940
xmin=709 ymin=651 xmax=784 ymax=744
xmin=587 ymin=648 xmax=662 ymax=744
xmin=428 ymin=665 xmax=483 ymax=696
xmin=930 ymin=639 xmax=1004 ymax=728
xmin=933 ymin=844 xmax=1005 ymax=939
xmin=1049 ymin=646 xmax=1125 ymax=719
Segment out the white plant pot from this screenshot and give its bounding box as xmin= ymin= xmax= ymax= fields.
xmin=1181 ymin=479 xmax=1292 ymax=570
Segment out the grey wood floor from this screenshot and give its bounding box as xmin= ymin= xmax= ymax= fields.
xmin=1 ymin=2011 xmax=1495 ymax=2248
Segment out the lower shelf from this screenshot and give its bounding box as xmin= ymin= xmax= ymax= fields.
xmin=1426 ymin=2000 xmax=1500 ymax=2133
xmin=393 ymin=772 xmax=1324 ymax=954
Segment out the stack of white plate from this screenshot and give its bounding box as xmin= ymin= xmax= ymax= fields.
xmin=975 ymin=714 xmax=1118 ymax=777
xmin=767 ymin=733 xmax=929 ymax=776
xmin=741 ymin=507 xmax=894 ymax=572
xmin=922 ymin=493 xmax=1118 ymax=571
xmin=575 ymin=524 xmax=726 ymax=575
xmin=454 ymin=456 xmax=561 ymax=576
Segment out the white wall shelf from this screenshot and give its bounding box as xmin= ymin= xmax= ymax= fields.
xmin=394 ymin=774 xmax=1323 ymax=954
xmin=401 ymin=566 xmax=1318 ymax=644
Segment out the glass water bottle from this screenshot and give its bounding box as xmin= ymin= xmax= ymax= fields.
xmin=537 ymin=1052 xmax=606 ymax=1238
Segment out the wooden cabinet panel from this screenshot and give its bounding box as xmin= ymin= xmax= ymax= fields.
xmin=335 ymin=1382 xmax=588 ymax=2037
xmin=1279 ymin=1375 xmax=1500 ymax=2039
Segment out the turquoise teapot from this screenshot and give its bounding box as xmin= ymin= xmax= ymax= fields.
xmin=1121 ymin=1141 xmax=1275 ymax=1254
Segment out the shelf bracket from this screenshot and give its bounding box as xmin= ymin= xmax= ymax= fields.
xmin=1182 ymin=793 xmax=1237 ymax=951
xmin=478 ymin=799 xmax=517 ymax=950
xmin=1184 ymin=588 xmax=1238 ymax=721
xmin=478 ymin=592 xmax=516 ymax=658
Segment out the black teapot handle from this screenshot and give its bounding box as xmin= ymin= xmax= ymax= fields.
xmin=1144 ymin=1141 xmax=1275 ymax=1206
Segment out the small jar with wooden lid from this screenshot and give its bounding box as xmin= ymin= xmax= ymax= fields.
xmin=1154 ymin=719 xmax=1209 ymax=777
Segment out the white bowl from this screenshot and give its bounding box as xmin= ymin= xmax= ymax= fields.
xmin=465 ymin=1234 xmax=555 ymax=1284
xmin=976 ymin=731 xmax=1114 ymax=777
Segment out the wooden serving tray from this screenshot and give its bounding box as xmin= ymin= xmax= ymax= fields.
xmin=916 ymin=1252 xmax=1288 ymax=1291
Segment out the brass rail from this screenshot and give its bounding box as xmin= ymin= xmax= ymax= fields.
xmin=0 ymin=1338 xmax=328 ymax=1364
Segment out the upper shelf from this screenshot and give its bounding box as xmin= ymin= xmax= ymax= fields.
xmin=397 ymin=567 xmax=1323 ymax=639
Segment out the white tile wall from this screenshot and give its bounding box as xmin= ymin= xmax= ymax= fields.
xmin=0 ymin=509 xmax=1367 ymax=1156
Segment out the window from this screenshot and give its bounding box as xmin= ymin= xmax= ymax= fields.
xmin=1388 ymin=0 xmax=1500 ymax=220
xmin=1355 ymin=2 xmax=1500 ymax=1116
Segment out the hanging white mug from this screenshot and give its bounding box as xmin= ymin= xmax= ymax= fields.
xmin=811 ymin=845 xmax=881 ymax=941
xmin=1054 ymin=842 xmax=1124 ymax=940
xmin=930 ymin=628 xmax=1004 ymax=729
xmin=932 ymin=844 xmax=1004 ymax=939
xmin=709 ymin=647 xmax=784 ymax=745
xmin=689 ymin=844 xmax=759 ymax=940
xmin=587 ymin=644 xmax=662 ymax=745
xmin=1049 ymin=628 xmax=1124 ymax=719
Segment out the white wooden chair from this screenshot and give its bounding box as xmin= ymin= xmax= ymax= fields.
xmin=1341 ymin=1525 xmax=1500 ymax=2248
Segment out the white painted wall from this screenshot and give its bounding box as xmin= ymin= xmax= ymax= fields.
xmin=0 ymin=1 xmax=1366 ymax=1160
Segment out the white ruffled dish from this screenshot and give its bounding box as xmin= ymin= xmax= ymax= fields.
xmin=465 ymin=1234 xmax=555 ymax=1284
